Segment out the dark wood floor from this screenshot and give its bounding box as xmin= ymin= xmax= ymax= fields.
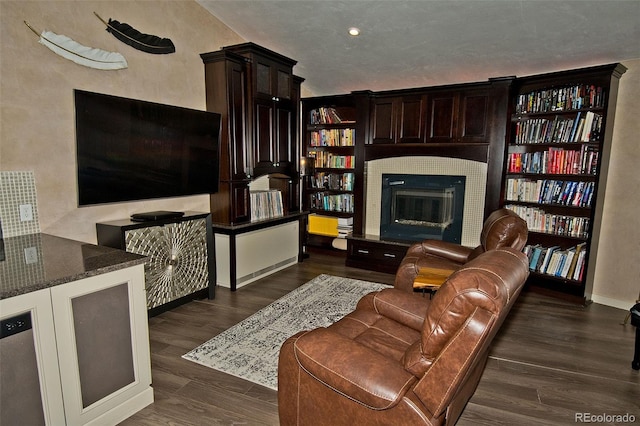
xmin=121 ymin=249 xmax=639 ymax=425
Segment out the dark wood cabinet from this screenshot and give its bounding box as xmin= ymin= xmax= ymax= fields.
xmin=201 ymin=50 xmax=251 ymax=223
xmin=427 ymin=92 xmax=457 ymax=142
xmin=502 ymin=63 xmax=626 ymax=304
xmin=426 ymin=89 xmax=491 ymax=143
xmin=369 ymin=87 xmax=494 ymax=145
xmin=223 ymin=43 xmax=299 ymax=178
xmin=252 ymin=96 xmax=296 ymax=175
xmin=371 ymin=94 xmax=426 ymax=144
xmin=345 ymin=236 xmax=410 ymax=274
xmin=201 ymin=43 xmax=302 ymax=224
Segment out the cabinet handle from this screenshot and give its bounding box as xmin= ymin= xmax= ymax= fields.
xmin=357 ymin=249 xmax=369 ymax=254
xmin=383 ymin=253 xmax=396 ymax=258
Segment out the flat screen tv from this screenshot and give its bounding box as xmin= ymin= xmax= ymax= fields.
xmin=75 ymin=89 xmax=221 ymax=206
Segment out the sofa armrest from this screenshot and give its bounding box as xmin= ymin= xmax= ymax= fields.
xmin=410 ymin=240 xmax=474 ymax=264
xmin=357 ymin=288 xmax=429 ymax=331
xmin=291 ymin=328 xmax=417 ymax=409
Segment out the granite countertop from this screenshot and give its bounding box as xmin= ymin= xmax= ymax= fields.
xmin=0 ymin=233 xmax=146 ymax=300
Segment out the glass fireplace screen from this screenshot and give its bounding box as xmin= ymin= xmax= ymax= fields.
xmin=380 ymin=174 xmax=465 ymax=243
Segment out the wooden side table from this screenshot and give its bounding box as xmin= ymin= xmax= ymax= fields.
xmin=413 ymin=267 xmax=456 ymax=297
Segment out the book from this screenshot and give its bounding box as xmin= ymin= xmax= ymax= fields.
xmin=540 ymin=246 xmax=560 ymax=274
xmin=529 ymin=245 xmax=544 ymax=270
xmin=559 ymin=247 xmax=576 ymax=278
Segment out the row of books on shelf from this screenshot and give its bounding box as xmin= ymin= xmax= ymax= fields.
xmin=505 ymin=178 xmax=595 ymax=207
xmin=307 ymin=214 xmax=353 ymax=238
xmin=309 ymin=107 xmax=354 ymax=125
xmin=310 ymin=172 xmax=355 ymax=191
xmin=504 ymin=205 xmax=590 ymax=238
xmin=507 ymin=145 xmax=598 ymax=175
xmin=523 ymin=243 xmax=587 ymax=281
xmin=513 ymin=111 xmax=602 ymax=144
xmin=308 ymin=151 xmax=355 ymax=168
xmin=515 ymin=84 xmax=605 ymax=114
xmin=250 ymin=190 xmax=284 ymax=221
xmin=309 ymin=192 xmax=354 ymax=213
xmin=310 ymin=128 xmax=355 ymax=146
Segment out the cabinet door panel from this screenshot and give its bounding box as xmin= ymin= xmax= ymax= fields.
xmin=398 ymin=96 xmax=425 ymax=143
xmin=256 ymin=61 xmax=272 ymax=96
xmin=254 ymin=101 xmax=274 ymax=167
xmin=71 ymin=283 xmax=135 ymax=407
xmin=460 ymin=94 xmax=489 ymax=142
xmin=371 ymin=99 xmax=395 ymax=144
xmin=229 ymin=63 xmax=248 ymax=178
xmin=232 ymin=182 xmax=250 ymax=222
xmin=275 ymin=104 xmax=293 ymax=166
xmin=429 ymin=95 xmax=456 ymax=141
xmin=277 ymin=69 xmax=291 ymax=99
xmin=51 ymin=266 xmax=152 ymax=426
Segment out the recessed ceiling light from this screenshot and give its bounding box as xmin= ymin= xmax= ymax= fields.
xmin=348 ymin=27 xmax=360 ymax=36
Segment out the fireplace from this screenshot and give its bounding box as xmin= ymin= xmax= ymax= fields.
xmin=365 ymin=156 xmax=487 ymax=247
xmin=380 ymin=174 xmax=465 ymax=243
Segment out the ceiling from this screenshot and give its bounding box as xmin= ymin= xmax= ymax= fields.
xmin=197 ymin=1 xmax=640 ymax=96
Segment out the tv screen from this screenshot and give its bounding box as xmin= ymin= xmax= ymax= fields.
xmin=75 ymin=89 xmax=221 ymax=206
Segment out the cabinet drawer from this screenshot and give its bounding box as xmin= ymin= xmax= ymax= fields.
xmin=347 ymin=239 xmax=409 ymax=274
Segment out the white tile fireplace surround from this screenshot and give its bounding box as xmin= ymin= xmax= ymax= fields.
xmin=365 ymin=156 xmax=487 ymax=247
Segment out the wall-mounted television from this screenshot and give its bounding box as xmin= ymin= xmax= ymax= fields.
xmin=75 ymin=89 xmax=221 ymax=206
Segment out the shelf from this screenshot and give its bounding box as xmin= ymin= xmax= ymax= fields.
xmin=512 ymin=107 xmax=605 ymax=119
xmin=308 ymin=209 xmax=354 ymax=218
xmin=503 ymin=63 xmax=626 ymax=304
xmin=505 ymin=173 xmax=597 ymax=179
xmin=527 ymin=230 xmax=588 ymax=242
xmin=307 ymin=123 xmax=356 ymax=130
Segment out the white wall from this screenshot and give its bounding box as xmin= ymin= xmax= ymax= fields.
xmin=591 ymin=59 xmax=640 ymax=309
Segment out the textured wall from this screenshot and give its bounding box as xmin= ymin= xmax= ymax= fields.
xmin=0 ymin=0 xmax=244 ymax=244
xmin=591 ymin=58 xmax=640 ymax=308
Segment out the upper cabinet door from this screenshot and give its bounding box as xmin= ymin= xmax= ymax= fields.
xmin=255 ymin=57 xmax=293 ymax=100
xmin=458 ymin=91 xmax=490 ymax=143
xmin=427 ymin=92 xmax=457 ymax=143
xmin=371 ymin=97 xmax=395 ymax=144
xmin=426 ymin=89 xmax=491 ymax=143
xmin=397 ymin=95 xmax=425 ymax=143
xmin=370 ymin=94 xmax=426 ymax=144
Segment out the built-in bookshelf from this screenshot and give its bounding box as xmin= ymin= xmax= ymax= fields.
xmin=502 ymin=64 xmax=626 ymax=304
xmin=302 ymin=96 xmax=357 ymax=246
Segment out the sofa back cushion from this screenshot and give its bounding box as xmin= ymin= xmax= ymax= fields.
xmin=478 ymin=208 xmax=529 ymax=254
xmin=402 ymin=248 xmax=529 ymax=416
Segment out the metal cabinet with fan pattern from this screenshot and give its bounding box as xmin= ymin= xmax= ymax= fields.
xmin=96 ymin=212 xmax=215 ymax=315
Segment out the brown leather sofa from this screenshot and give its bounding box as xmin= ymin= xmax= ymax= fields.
xmin=278 ymin=247 xmax=529 ymax=425
xmin=394 ymin=208 xmax=528 ymax=293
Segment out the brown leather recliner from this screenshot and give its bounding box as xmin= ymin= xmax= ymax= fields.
xmin=278 ymin=247 xmax=529 ymax=425
xmin=394 ymin=208 xmax=528 ymax=293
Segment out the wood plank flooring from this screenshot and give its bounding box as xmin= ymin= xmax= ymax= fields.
xmin=121 ymin=249 xmax=639 ymax=425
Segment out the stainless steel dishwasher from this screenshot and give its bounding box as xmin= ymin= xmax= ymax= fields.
xmin=0 ymin=311 xmax=46 ymax=426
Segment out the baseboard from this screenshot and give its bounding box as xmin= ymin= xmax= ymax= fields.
xmin=217 ymin=257 xmax=298 ymax=289
xmin=590 ymin=294 xmax=637 ymax=311
xmin=85 ymin=387 xmax=154 ymax=426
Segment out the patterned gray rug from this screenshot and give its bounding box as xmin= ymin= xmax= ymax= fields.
xmin=182 ymin=274 xmax=390 ymax=390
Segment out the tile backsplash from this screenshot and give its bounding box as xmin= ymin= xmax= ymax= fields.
xmin=1 ymin=171 xmax=41 ymax=237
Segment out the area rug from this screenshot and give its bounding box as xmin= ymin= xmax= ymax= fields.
xmin=182 ymin=274 xmax=390 ymax=390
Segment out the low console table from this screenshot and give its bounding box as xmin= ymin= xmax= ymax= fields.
xmin=346 ymin=234 xmax=411 ymax=275
xmin=96 ymin=211 xmax=214 ymax=315
xmin=212 ymin=212 xmax=308 ymax=291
